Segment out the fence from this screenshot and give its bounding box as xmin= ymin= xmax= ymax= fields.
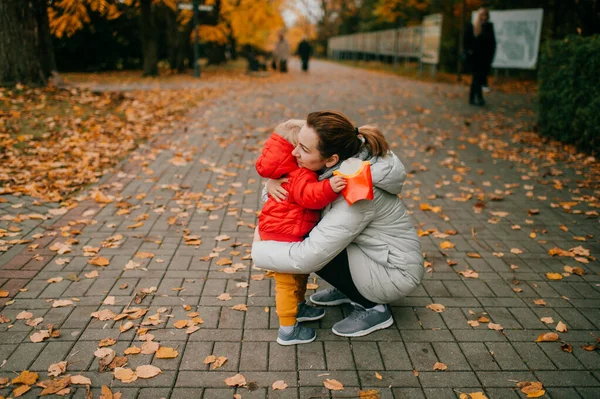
xmin=328 ymin=27 xmax=423 ymax=64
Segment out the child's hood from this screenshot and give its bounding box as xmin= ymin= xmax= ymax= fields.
xmin=255 ymin=133 xmax=298 ymax=179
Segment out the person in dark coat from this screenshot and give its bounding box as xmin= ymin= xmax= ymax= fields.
xmin=464 ymin=8 xmax=496 ymax=106
xmin=297 ymin=37 xmax=312 ymax=72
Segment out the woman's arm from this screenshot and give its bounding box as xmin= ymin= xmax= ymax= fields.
xmin=252 ymin=197 xmax=375 ymax=274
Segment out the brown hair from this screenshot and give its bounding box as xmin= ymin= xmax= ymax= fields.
xmin=306 ymin=110 xmax=389 ymax=161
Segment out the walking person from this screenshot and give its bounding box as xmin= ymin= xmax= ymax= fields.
xmin=274 ymin=32 xmax=290 ymax=73
xmin=252 ymin=110 xmax=424 ymax=338
xmin=464 ymin=8 xmax=496 ymax=106
xmin=297 ymin=36 xmax=312 ymax=72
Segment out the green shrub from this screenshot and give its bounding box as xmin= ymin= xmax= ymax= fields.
xmin=538 ymin=35 xmax=600 ymax=154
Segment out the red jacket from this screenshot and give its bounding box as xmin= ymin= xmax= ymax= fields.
xmin=256 ymin=133 xmax=338 ymax=242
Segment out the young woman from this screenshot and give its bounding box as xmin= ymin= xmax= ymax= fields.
xmin=252 ymin=111 xmax=423 ymax=337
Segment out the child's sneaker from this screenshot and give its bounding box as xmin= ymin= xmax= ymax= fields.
xmin=277 ymin=324 xmax=316 ymax=345
xmin=310 ymin=287 xmax=352 ymax=306
xmin=296 ymin=302 xmax=325 ymax=322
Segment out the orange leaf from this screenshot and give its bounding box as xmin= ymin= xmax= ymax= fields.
xmin=272 ymin=380 xmax=288 ymax=390
xmin=88 ymin=257 xmax=110 ymax=267
xmin=156 ymin=347 xmax=179 ymax=359
xmin=323 ymin=378 xmax=344 ymax=390
xmin=224 ymin=373 xmax=246 ymax=387
xmin=535 ymin=332 xmax=559 ymax=342
xmin=433 ymin=362 xmax=447 ymax=371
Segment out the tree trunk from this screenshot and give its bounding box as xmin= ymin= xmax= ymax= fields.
xmin=0 ymin=0 xmax=55 ymax=86
xmin=140 ymin=0 xmax=158 ymax=76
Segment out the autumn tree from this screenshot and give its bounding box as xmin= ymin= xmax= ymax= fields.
xmin=0 ymin=0 xmax=56 ymax=86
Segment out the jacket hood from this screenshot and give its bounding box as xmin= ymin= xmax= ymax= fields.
xmin=255 ymin=133 xmax=298 ymax=179
xmin=369 ymin=151 xmax=406 ymax=195
xmin=319 ymin=148 xmax=406 ymax=195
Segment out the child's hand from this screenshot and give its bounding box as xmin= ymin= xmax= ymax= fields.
xmin=267 ymin=178 xmax=288 ymax=202
xmin=330 ymin=176 xmax=347 ymax=193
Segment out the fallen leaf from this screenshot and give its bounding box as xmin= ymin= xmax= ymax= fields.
xmin=375 ymin=372 xmax=382 ymax=380
xmin=323 ymin=378 xmax=344 ymax=390
xmin=100 ymin=385 xmax=113 ymax=399
xmin=533 ymin=299 xmax=547 ymax=306
xmin=203 ymin=355 xmax=216 ymax=364
xmin=85 ymin=270 xmax=99 ymax=279
xmin=440 ymin=241 xmax=455 ymax=250
xmin=70 ymin=375 xmax=92 ymax=385
xmin=38 ymin=375 xmax=70 ymax=395
xmin=487 ymin=322 xmax=503 ymax=331
xmin=433 ymin=362 xmax=448 ymax=371
xmin=12 ymin=384 xmax=31 ymax=397
xmin=215 ymin=235 xmax=231 ymax=242
xmin=272 ymin=380 xmax=288 ymax=390
xmin=232 ymin=304 xmax=248 ymax=311
xmin=561 ymin=343 xmax=573 ymax=353
xmin=546 ymin=272 xmax=563 ymax=280
xmin=459 ymin=269 xmax=479 ymax=278
xmin=466 ymin=252 xmax=481 ymax=258
xmin=536 ymin=332 xmax=559 ymax=342
xmin=16 ymin=311 xmax=33 ymax=320
xmin=114 ymin=367 xmax=137 ymax=383
xmin=0 ymin=290 xmax=9 ymax=297
xmin=517 ymin=381 xmax=545 ymax=398
xmin=306 ymin=283 xmax=319 ymax=290
xmin=224 ymin=373 xmax=246 ymax=387
xmin=30 ymin=330 xmax=51 ymax=343
xmin=91 ymin=309 xmax=116 ymax=321
xmin=359 ymin=389 xmax=382 ymax=399
xmin=48 ymin=361 xmax=68 ymax=376
xmin=52 ymin=299 xmax=73 ymax=308
xmin=12 ymin=370 xmax=39 ymax=385
xmin=99 ymin=338 xmax=116 ymax=347
xmin=156 ymin=347 xmax=179 ymax=359
xmin=120 ymin=321 xmax=134 ymax=332
xmin=540 ymin=317 xmax=554 ymax=324
xmin=426 ymin=303 xmax=446 ymax=313
xmin=47 ymin=276 xmax=63 ymax=283
xmin=135 ymin=365 xmax=162 ymax=379
xmin=88 ymin=257 xmax=110 ymax=267
xmin=555 ymin=321 xmax=568 ymax=332
xmin=217 ymin=293 xmax=232 ymax=301
xmin=140 ymin=341 xmax=159 ymax=355
xmin=174 ymin=320 xmax=189 ymax=329
xmin=124 ymin=346 xmax=141 ymax=355
xmin=135 ymin=252 xmax=154 ymax=259
xmin=211 ymin=356 xmax=228 ymax=370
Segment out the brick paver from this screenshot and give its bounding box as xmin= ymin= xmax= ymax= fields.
xmin=1 ymin=59 xmax=599 ymax=398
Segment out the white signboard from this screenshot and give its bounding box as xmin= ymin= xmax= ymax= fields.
xmin=421 ymin=13 xmax=442 ymax=64
xmin=472 ymin=9 xmax=543 ymax=69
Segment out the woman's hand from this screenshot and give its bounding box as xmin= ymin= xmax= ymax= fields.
xmin=266 ymin=178 xmax=288 ymax=202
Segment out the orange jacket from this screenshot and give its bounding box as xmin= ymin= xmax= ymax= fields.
xmin=256 ymin=133 xmax=338 ymax=242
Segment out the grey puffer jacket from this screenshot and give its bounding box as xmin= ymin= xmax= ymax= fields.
xmin=251 ymin=151 xmax=424 ymax=304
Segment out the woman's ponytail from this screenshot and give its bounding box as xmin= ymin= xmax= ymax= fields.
xmin=357 ymin=125 xmax=389 ymax=157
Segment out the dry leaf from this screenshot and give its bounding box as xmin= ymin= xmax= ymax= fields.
xmin=306 ymin=283 xmax=319 ymax=290
xmin=173 ymin=319 xmax=189 ymax=329
xmin=546 ymin=272 xmax=563 ymax=280
xmin=16 ymin=311 xmax=33 ymax=320
xmin=466 ymin=252 xmax=481 ymax=258
xmin=224 ymin=373 xmax=246 ymax=387
xmin=433 ymin=362 xmax=448 ymax=371
xmin=12 ymin=384 xmax=31 ymax=397
xmin=99 ymin=338 xmax=116 ymax=347
xmin=91 ymin=309 xmax=116 ymax=321
xmin=38 ymin=375 xmax=70 ymax=395
xmin=135 ymin=365 xmax=161 ymax=379
xmin=0 ymin=290 xmax=9 ymax=297
xmin=536 ymin=332 xmax=559 ymax=342
xmin=211 ymin=356 xmax=228 ymax=370
xmin=85 ymin=270 xmax=99 ymax=278
xmin=120 ymin=321 xmax=134 ymax=332
xmin=540 ymin=317 xmax=554 ymax=324
xmin=30 ymin=330 xmax=51 ymax=343
xmin=440 ymin=241 xmax=455 ymax=249
xmin=217 ymin=293 xmax=232 ymax=301
xmin=47 ymin=276 xmax=63 ymax=283
xmin=114 ymin=367 xmax=137 ymax=383
xmin=555 ymin=321 xmax=568 ymax=332
xmin=375 ymin=372 xmax=383 ymax=380
xmin=459 ymin=269 xmax=479 ymax=278
xmin=272 ymin=380 xmax=288 ymax=390
xmin=426 ymin=303 xmax=446 ymax=313
xmin=100 ymin=385 xmax=113 ymax=399
xmin=323 ymin=378 xmax=344 ymax=390
xmin=88 ymin=257 xmax=110 ymax=267
xmin=487 ymin=322 xmax=503 ymax=331
xmin=52 ymin=299 xmax=73 ymax=308
xmin=359 ymin=390 xmax=382 ymax=399
xmin=124 ymin=346 xmax=141 ymax=355
xmin=533 ymin=299 xmax=547 ymax=306
xmin=12 ymin=370 xmax=39 ymax=385
xmin=70 ymin=375 xmax=91 ymax=385
xmin=156 ymin=347 xmax=179 ymax=359
xmin=135 ymin=251 xmax=154 ymax=259
xmin=518 ymin=381 xmax=545 ymax=398
xmin=48 ymin=361 xmax=68 ymax=377
xmin=140 ymin=341 xmax=159 ymax=355
xmin=232 ymin=304 xmax=248 ymax=311
xmin=203 ymin=355 xmax=216 ymax=364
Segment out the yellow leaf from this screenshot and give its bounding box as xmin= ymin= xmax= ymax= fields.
xmin=174 ymin=320 xmax=189 ymax=329
xmin=124 ymin=346 xmax=141 ymax=355
xmin=536 ymin=332 xmax=559 ymax=342
xmin=546 ymin=272 xmax=563 ymax=280
xmin=88 ymin=257 xmax=110 ymax=267
xmin=12 ymin=370 xmax=38 ymax=385
xmin=12 ymin=384 xmax=31 ymax=397
xmin=440 ymin=241 xmax=454 ymax=250
xmin=156 ymin=347 xmax=179 ymax=359
xmin=433 ymin=362 xmax=447 ymax=371
xmin=323 ymin=378 xmax=344 ymax=390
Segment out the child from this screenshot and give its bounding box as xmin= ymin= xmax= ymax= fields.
xmin=255 ymin=119 xmax=346 ymax=345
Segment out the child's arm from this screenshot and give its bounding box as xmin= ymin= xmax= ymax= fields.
xmin=289 ymin=169 xmax=344 ymax=210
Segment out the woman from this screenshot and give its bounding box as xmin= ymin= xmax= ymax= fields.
xmin=464 ymin=8 xmax=496 ymax=106
xmin=252 ymin=111 xmax=423 ymax=338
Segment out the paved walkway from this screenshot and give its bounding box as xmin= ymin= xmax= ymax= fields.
xmin=1 ymin=59 xmax=599 ymax=399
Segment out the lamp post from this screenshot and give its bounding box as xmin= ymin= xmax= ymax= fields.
xmin=177 ymin=1 xmax=214 ymax=78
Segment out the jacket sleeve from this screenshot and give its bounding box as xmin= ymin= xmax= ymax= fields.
xmin=251 ymin=196 xmax=375 ymax=274
xmin=289 ymin=169 xmax=339 ymax=210
xmin=488 ymin=23 xmax=497 ymax=63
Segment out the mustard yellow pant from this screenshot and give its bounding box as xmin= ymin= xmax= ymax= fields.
xmin=274 ymin=273 xmax=308 ymax=326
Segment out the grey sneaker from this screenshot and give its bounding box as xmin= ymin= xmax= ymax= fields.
xmin=332 ymin=305 xmax=393 ymax=337
xmin=310 ymin=287 xmax=352 ymax=306
xmin=277 ymin=324 xmax=316 ymax=345
xmin=296 ymin=302 xmax=325 ymax=322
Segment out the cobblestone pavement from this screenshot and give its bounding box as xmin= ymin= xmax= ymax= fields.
xmin=1 ymin=59 xmax=599 ymax=399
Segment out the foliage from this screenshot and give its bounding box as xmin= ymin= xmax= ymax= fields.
xmin=374 ymin=0 xmax=429 ymax=24
xmin=538 ymin=35 xmax=600 ymax=154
